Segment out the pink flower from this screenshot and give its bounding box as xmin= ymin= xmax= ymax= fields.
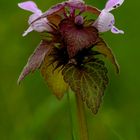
xmin=18 ymin=1 xmax=52 ymax=36
xmin=93 ymin=0 xmax=124 ymax=34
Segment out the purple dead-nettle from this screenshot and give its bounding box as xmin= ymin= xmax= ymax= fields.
xmin=18 ymin=0 xmax=124 ymax=114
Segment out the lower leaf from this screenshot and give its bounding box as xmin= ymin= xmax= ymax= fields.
xmin=40 ymin=56 xmax=68 ymax=100
xmin=62 ymin=59 xmax=109 ymax=114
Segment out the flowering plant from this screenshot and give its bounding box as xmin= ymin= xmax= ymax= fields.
xmin=18 ymin=0 xmax=124 ymax=114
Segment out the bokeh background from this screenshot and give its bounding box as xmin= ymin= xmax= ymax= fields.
xmin=0 ymin=0 xmax=140 ymax=140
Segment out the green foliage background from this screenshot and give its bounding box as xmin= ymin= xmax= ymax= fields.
xmin=0 ymin=0 xmax=139 ymax=140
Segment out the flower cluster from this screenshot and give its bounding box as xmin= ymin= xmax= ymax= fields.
xmin=18 ymin=0 xmax=124 ymax=114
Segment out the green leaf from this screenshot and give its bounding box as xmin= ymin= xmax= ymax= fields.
xmin=40 ymin=56 xmax=68 ymax=100
xmin=62 ymin=59 xmax=109 ymax=114
xmin=95 ymin=38 xmax=120 ymax=74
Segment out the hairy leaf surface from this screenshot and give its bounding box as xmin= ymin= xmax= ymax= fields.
xmin=95 ymin=38 xmax=120 ymax=73
xmin=40 ymin=56 xmax=68 ymax=99
xmin=18 ymin=40 xmax=52 ymax=84
xmin=59 ymin=19 xmax=99 ymax=58
xmin=62 ymin=59 xmax=108 ymax=114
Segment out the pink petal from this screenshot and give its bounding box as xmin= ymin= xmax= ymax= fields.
xmin=93 ymin=10 xmax=115 ymax=32
xmin=23 ymin=13 xmax=52 ymax=36
xmin=68 ymin=0 xmax=84 ymax=3
xmin=111 ymin=26 xmax=124 ymax=34
xmin=18 ymin=1 xmax=41 ymax=13
xmin=23 ymin=26 xmax=33 ymax=36
xmin=28 ymin=13 xmax=42 ymax=24
xmin=32 ymin=19 xmax=52 ymax=32
xmin=29 ymin=14 xmax=52 ymax=32
xmin=105 ymin=0 xmax=124 ymax=11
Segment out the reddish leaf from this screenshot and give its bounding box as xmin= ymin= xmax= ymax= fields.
xmin=18 ymin=40 xmax=52 ymax=84
xmin=59 ymin=19 xmax=99 ymax=58
xmin=85 ymin=5 xmax=101 ymax=16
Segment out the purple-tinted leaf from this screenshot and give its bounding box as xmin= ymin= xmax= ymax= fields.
xmin=18 ymin=40 xmax=52 ymax=84
xmin=45 ymin=3 xmax=65 ymax=16
xmin=59 ymin=19 xmax=99 ymax=58
xmin=65 ymin=0 xmax=85 ymax=12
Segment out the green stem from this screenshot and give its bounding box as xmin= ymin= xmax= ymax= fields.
xmin=67 ymin=91 xmax=76 ymax=140
xmin=75 ymin=93 xmax=89 ymax=140
xmin=67 ymin=90 xmax=89 ymax=140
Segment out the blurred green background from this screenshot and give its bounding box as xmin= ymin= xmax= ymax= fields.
xmin=0 ymin=0 xmax=140 ymax=140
